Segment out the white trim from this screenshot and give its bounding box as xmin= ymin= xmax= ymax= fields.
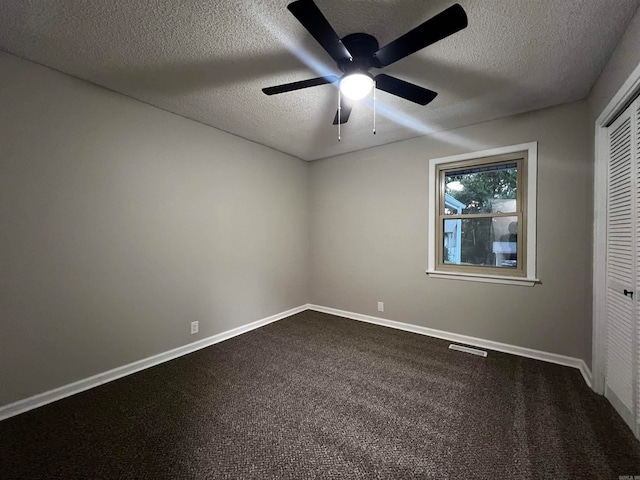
xmin=592 ymin=122 xmax=608 ymax=395
xmin=1 ymin=303 xmax=595 ymax=422
xmin=579 ymin=360 xmax=593 ymax=389
xmin=592 ymin=59 xmax=640 ymax=396
xmin=0 ymin=305 xmax=308 ymax=421
xmin=427 ymin=142 xmax=538 ymax=286
xmin=308 ymin=304 xmax=592 ymax=387
xmin=596 ymin=61 xmax=640 ymax=128
xmin=425 ymin=270 xmax=539 ymax=286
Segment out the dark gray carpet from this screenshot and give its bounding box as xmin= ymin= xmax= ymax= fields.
xmin=1 ymin=310 xmax=639 ymax=479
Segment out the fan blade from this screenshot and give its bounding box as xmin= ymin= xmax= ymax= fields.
xmin=263 ymin=76 xmax=338 ymax=95
xmin=374 ymin=4 xmax=467 ymax=67
xmin=375 ymin=74 xmax=437 ymax=105
xmin=288 ymin=0 xmax=352 ymax=63
xmin=332 ymin=100 xmax=353 ymax=124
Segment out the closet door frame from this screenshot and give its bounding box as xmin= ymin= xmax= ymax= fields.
xmin=593 ymin=60 xmax=640 ymax=436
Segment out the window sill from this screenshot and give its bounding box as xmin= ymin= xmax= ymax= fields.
xmin=425 ymin=270 xmax=539 ymax=286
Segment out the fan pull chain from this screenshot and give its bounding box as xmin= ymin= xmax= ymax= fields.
xmin=338 ymin=89 xmax=341 ymax=142
xmin=373 ymin=80 xmax=376 ymax=135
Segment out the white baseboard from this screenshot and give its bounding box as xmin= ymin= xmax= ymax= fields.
xmin=1 ymin=303 xmax=595 ymax=421
xmin=0 ymin=305 xmax=308 ymax=421
xmin=308 ymin=304 xmax=593 ymax=388
xmin=579 ymin=361 xmax=593 ymax=389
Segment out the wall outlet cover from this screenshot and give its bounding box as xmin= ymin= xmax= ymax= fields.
xmin=191 ymin=321 xmax=199 ymax=334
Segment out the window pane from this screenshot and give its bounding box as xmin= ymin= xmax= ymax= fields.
xmin=444 ymin=163 xmax=517 ymax=215
xmin=443 ymin=216 xmax=518 ymax=268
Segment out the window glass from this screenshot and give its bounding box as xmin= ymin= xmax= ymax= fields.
xmin=443 ymin=162 xmax=517 ymax=215
xmin=443 ymin=217 xmax=518 ymax=268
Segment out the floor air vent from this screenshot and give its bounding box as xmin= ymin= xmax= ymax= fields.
xmin=448 ymin=344 xmax=488 ymax=357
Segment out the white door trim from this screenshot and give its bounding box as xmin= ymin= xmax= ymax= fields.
xmin=593 ymin=61 xmax=640 ymax=396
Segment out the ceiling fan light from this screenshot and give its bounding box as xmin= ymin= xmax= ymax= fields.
xmin=339 ymin=73 xmax=374 ymax=101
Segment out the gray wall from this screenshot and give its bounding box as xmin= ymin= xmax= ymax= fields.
xmin=0 ymin=53 xmax=310 ymax=406
xmin=588 ymin=7 xmax=640 ymax=120
xmin=7 ymin=7 xmax=640 ymax=407
xmin=310 ymin=101 xmax=592 ymax=362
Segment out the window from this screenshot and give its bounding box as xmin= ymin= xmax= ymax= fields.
xmin=427 ymin=143 xmax=538 ymax=286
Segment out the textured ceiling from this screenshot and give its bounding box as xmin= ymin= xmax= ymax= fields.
xmin=1 ymin=0 xmax=638 ymax=160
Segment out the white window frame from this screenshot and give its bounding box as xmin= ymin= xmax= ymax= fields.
xmin=427 ymin=142 xmax=539 ymax=286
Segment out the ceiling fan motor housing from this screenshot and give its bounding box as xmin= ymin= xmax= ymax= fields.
xmin=338 ymin=33 xmax=380 ymax=74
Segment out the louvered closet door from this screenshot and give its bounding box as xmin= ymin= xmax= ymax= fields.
xmin=605 ymin=101 xmax=637 ymax=429
xmin=636 ymin=100 xmax=640 ymax=433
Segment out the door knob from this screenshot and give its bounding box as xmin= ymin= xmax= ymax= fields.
xmin=624 ymin=289 xmax=634 ymax=298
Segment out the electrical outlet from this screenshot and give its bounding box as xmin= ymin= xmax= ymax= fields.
xmin=377 ymin=301 xmax=384 ymax=312
xmin=190 ymin=321 xmax=199 ymax=335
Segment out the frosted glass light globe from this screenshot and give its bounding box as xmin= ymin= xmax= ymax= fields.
xmin=339 ymin=74 xmax=374 ymax=101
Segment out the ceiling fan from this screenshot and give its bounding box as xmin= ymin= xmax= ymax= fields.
xmin=263 ymin=0 xmax=468 ymax=125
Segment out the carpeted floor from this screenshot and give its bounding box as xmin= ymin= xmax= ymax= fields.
xmin=1 ymin=310 xmax=639 ymax=479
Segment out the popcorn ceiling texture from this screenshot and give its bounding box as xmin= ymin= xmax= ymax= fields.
xmin=0 ymin=0 xmax=638 ymax=160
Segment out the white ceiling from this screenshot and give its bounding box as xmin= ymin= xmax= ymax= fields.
xmin=1 ymin=0 xmax=638 ymax=160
